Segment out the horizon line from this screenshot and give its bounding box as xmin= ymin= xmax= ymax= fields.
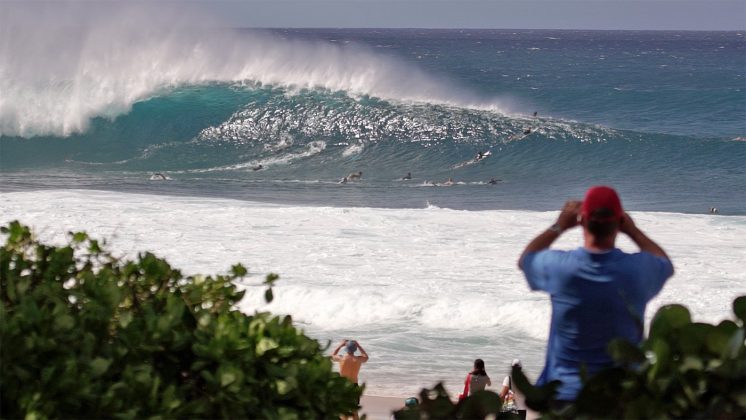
xmin=236 ymin=27 xmax=745 ymax=33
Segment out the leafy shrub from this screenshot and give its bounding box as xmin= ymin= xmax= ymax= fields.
xmin=395 ymin=296 xmax=746 ymax=419
xmin=393 ymin=383 xmax=517 ymax=420
xmin=0 ymin=221 xmax=361 ymax=419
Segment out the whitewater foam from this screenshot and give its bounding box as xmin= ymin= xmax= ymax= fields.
xmin=1 ymin=189 xmax=744 ymax=395
xmin=0 ymin=7 xmax=502 ymax=138
xmin=181 ymin=140 xmax=327 ymax=173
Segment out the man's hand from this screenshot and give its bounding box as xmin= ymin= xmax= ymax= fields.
xmin=619 ymin=212 xmax=638 ymax=236
xmin=519 ymin=199 xmax=580 ymax=268
xmin=619 ymin=212 xmax=672 ymax=263
xmin=332 ymin=339 xmax=347 ymax=356
xmin=557 ymin=200 xmax=582 ymax=231
xmin=356 ymin=341 xmax=369 ymax=362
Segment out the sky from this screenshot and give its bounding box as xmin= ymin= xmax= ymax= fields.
xmin=211 ymin=0 xmax=746 ymax=30
xmin=3 ymin=0 xmax=745 ymax=30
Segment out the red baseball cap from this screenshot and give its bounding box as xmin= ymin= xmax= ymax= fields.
xmin=581 ymin=186 xmax=623 ymax=221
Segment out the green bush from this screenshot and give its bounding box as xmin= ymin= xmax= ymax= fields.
xmin=395 ymin=296 xmax=746 ymax=419
xmin=0 ymin=221 xmax=361 ymax=419
xmin=392 ymin=383 xmax=518 ymax=420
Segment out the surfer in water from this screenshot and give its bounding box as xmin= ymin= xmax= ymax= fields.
xmin=150 ymin=172 xmax=168 ymax=181
xmin=475 ymin=151 xmax=491 ymax=162
xmin=401 ymin=172 xmax=412 ymax=181
xmin=340 ymin=171 xmax=362 ymax=184
xmin=488 ymin=178 xmax=500 ymax=185
xmin=442 ymin=177 xmax=455 ymax=186
xmin=251 ymin=164 xmax=263 ymax=171
xmin=523 ymin=128 xmax=532 ymax=135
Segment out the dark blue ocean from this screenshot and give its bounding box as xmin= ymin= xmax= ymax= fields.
xmin=1 ymin=29 xmax=745 ymax=213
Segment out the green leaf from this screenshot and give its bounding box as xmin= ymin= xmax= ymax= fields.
xmin=678 ymin=322 xmax=714 ymax=354
xmin=678 ymin=356 xmax=704 ymax=372
xmin=72 ymin=232 xmax=88 ymax=243
xmin=459 ymin=390 xmax=502 ymax=419
xmin=725 ymin=325 xmax=745 ymax=359
xmin=264 ymin=273 xmax=279 ymax=286
xmin=220 ymin=371 xmax=237 ymax=387
xmin=511 ymin=365 xmax=558 ymax=413
xmin=276 ymin=380 xmax=291 ymax=395
xmin=707 ymin=321 xmax=738 ymax=355
xmin=647 ymin=338 xmax=671 ymax=380
xmin=88 ymin=239 xmax=101 ymax=253
xmin=608 ymin=339 xmax=645 ymax=364
xmin=90 ymin=358 xmax=112 ymax=377
xmin=256 ymin=338 xmax=279 ymax=356
xmin=264 ymin=288 xmax=274 ymax=304
xmin=650 ymin=304 xmax=691 ymax=338
xmin=733 ymin=295 xmax=746 ymax=323
xmin=231 ymin=264 xmax=248 ymax=277
xmin=54 ymin=315 xmax=75 ymax=330
xmin=119 ymin=312 xmax=133 ymax=328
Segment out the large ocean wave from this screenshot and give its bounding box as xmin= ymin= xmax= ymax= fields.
xmin=2 ymin=13 xmax=744 ymax=213
xmin=1 ymin=83 xmax=744 ymax=216
xmin=0 ymin=8 xmax=502 ymax=138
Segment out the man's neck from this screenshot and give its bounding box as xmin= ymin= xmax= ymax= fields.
xmin=584 ymin=233 xmax=616 ymax=252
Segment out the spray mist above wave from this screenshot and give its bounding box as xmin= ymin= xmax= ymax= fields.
xmin=0 ymin=6 xmax=503 ymax=138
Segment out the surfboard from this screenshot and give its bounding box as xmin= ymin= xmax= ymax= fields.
xmin=453 ymin=151 xmax=491 ymax=169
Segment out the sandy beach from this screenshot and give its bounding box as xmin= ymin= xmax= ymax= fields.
xmin=360 ymin=395 xmax=408 ymax=419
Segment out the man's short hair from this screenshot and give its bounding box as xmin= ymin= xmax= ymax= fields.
xmin=586 ymin=208 xmax=619 ymax=238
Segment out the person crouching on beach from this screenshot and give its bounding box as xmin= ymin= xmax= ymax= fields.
xmin=459 ymin=358 xmax=491 ymax=400
xmin=332 ymin=340 xmax=369 ymax=419
xmin=518 ymin=185 xmax=674 ymax=408
xmin=499 ymin=359 xmax=527 ymax=419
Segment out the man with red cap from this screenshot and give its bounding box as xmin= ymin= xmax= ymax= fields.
xmin=518 ymin=186 xmax=673 ymax=405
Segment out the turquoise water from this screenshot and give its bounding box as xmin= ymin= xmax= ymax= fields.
xmin=1 ymin=29 xmax=745 ymax=213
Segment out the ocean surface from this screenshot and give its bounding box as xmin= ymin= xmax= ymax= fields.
xmin=1 ymin=26 xmax=745 ymax=397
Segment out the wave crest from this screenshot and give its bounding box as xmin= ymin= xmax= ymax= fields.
xmin=0 ymin=7 xmax=502 ymax=138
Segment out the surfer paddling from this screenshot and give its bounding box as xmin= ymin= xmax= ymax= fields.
xmin=475 ymin=151 xmax=491 ymax=162
xmin=340 ymin=171 xmax=363 ymax=184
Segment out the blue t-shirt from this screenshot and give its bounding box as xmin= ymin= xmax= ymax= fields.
xmin=521 ymin=247 xmax=673 ymax=401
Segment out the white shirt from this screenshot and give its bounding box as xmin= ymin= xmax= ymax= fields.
xmin=502 ymin=375 xmax=526 ymax=410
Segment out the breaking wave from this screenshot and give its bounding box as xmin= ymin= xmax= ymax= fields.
xmin=0 ymin=7 xmax=503 ymax=138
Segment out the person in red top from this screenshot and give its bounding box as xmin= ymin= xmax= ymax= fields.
xmin=459 ymin=358 xmax=491 ymax=400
